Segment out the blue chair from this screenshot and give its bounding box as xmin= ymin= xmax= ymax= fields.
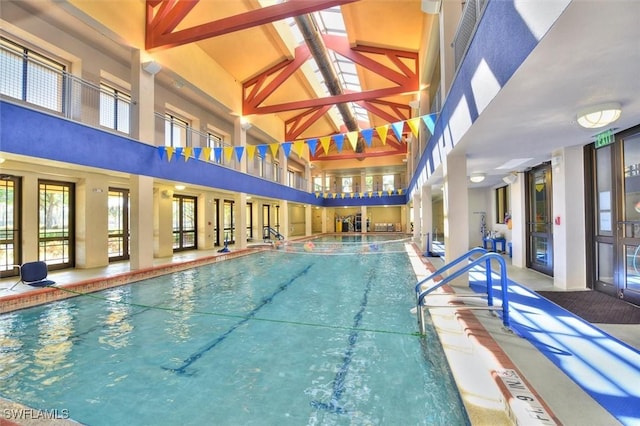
xmin=4 ymin=261 xmax=56 ymax=291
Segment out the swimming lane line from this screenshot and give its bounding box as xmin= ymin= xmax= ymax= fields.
xmin=164 ymin=263 xmax=313 ymax=375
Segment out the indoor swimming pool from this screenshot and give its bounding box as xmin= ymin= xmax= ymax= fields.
xmin=0 ymin=237 xmax=469 ymax=425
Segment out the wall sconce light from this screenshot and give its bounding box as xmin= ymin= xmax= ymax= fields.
xmin=502 ymin=173 xmax=518 ymax=185
xmin=161 ymin=189 xmax=173 ymax=199
xmin=470 ymin=173 xmax=486 ymax=183
xmin=576 ymin=102 xmax=621 ymax=129
xmin=141 ymin=60 xmax=162 ymax=75
xmin=240 ymin=118 xmax=252 ymax=131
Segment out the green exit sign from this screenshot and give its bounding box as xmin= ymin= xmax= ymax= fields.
xmin=595 ymin=129 xmax=614 ymax=148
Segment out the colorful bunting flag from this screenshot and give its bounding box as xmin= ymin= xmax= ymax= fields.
xmin=346 ymin=131 xmax=358 ymax=151
xmin=376 ymin=125 xmax=389 ymax=145
xmin=320 ymin=136 xmax=332 ymax=154
xmin=407 ymin=117 xmax=421 ymax=138
xmin=361 ymin=128 xmax=373 ymax=147
xmin=391 ymin=121 xmax=404 ymax=142
xmin=282 ymin=142 xmax=292 ymax=158
xmin=234 ymin=146 xmax=244 ymax=162
xmin=246 ymin=145 xmax=256 ymax=160
xmin=333 ymin=134 xmax=344 ymax=152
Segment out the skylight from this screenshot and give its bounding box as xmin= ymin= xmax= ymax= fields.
xmin=286 ymin=6 xmax=368 ymax=129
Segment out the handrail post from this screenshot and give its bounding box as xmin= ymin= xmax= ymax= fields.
xmin=485 ymin=257 xmax=493 ymax=307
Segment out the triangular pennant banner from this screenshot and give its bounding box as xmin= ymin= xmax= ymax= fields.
xmin=224 ymin=146 xmax=234 ymax=162
xmin=246 ymin=145 xmax=256 ymax=160
xmin=173 ymin=147 xmax=183 ymax=161
xmin=157 ymin=146 xmax=166 ymax=160
xmin=307 ymin=138 xmax=318 ymax=155
xmin=361 ymin=128 xmax=374 ymax=147
xmin=281 ymin=142 xmax=292 ymax=158
xmin=407 ymin=117 xmax=421 ymax=138
xmin=202 ymin=147 xmax=212 ymax=161
xmin=391 ymin=121 xmax=404 ymax=142
xmin=234 ymin=146 xmax=244 ymax=162
xmin=183 ymin=147 xmax=192 ymax=161
xmin=257 ymin=145 xmax=268 ymax=158
xmin=193 ymin=147 xmax=202 ymax=160
xmin=422 ymin=113 xmax=437 ymax=134
xmin=269 ymin=143 xmax=279 ymax=158
xmin=346 ymin=131 xmax=358 ymax=151
xmin=378 ymin=191 xmax=383 ymax=197
xmin=375 ymin=125 xmax=389 ymax=145
xmin=333 ymin=134 xmax=344 ymax=152
xmin=294 ymin=141 xmax=305 ymax=157
xmin=319 ymin=136 xmax=332 ymax=154
xmin=214 ymin=147 xmax=223 ymax=162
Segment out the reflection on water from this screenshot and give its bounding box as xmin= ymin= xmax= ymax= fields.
xmin=0 ymin=313 xmax=27 ymax=383
xmin=165 ymin=271 xmax=196 ymax=340
xmin=32 ymin=301 xmax=75 ymax=386
xmin=99 ymin=287 xmax=133 ymax=349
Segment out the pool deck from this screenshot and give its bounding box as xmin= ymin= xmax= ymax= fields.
xmin=1 ymin=240 xmax=639 ymax=425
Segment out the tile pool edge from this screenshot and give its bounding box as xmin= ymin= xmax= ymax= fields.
xmin=0 ymin=248 xmax=265 ymax=314
xmin=407 ymin=243 xmax=560 ymax=425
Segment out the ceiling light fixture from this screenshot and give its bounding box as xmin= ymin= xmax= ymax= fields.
xmin=470 ymin=173 xmax=486 ymax=183
xmin=175 ymin=185 xmax=186 ymax=190
xmin=576 ymin=102 xmax=622 ymax=129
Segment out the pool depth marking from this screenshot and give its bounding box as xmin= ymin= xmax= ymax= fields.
xmin=164 ymin=263 xmax=313 ymax=375
xmin=310 ymin=269 xmax=375 ymax=414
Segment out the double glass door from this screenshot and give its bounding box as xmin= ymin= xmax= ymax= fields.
xmin=592 ymin=127 xmax=640 ymax=304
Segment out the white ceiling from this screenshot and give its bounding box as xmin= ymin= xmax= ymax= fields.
xmin=456 ymin=0 xmax=640 ymax=188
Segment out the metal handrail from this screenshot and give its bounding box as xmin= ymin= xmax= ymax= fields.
xmin=415 ymin=249 xmax=510 ymax=333
xmin=414 ymin=247 xmax=489 ymax=295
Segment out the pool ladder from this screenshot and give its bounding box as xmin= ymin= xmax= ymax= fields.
xmin=414 ymin=247 xmax=510 ymax=335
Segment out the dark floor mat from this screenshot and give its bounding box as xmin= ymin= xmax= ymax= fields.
xmin=536 ymin=290 xmax=640 ymax=324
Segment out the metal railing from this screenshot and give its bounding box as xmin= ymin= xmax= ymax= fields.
xmin=414 ymin=247 xmax=510 ymax=334
xmin=452 ymin=0 xmax=489 ymax=72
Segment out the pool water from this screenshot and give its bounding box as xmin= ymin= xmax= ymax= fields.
xmin=0 ymin=242 xmax=469 ymax=425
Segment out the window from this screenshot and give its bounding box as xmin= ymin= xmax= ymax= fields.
xmin=342 ymin=177 xmax=353 ymax=193
xmin=365 ymin=176 xmax=374 ymax=192
xmin=108 ymin=188 xmax=129 ymax=261
xmin=313 ymin=176 xmax=330 ymax=192
xmin=382 ymin=174 xmax=395 ymax=191
xmin=496 ymin=186 xmax=510 ymax=224
xmin=0 ymin=176 xmax=21 ymax=276
xmin=1 ymin=37 xmax=66 ymax=113
xmin=207 ymin=132 xmax=224 ymax=164
xmin=165 ymin=113 xmax=190 ymax=147
xmin=288 ymin=170 xmax=296 ymax=187
xmin=172 ymin=195 xmax=197 ymax=251
xmin=223 ymin=200 xmax=235 ymax=244
xmin=39 ymin=180 xmax=74 ymax=268
xmin=100 ymin=83 xmax=131 ymax=134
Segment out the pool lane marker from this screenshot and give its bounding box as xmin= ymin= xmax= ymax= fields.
xmin=163 ymin=263 xmax=314 ymax=375
xmin=310 ymin=269 xmax=374 ymax=414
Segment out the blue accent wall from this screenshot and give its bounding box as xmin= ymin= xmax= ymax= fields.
xmin=0 ymin=102 xmax=406 ymax=207
xmin=408 ymin=1 xmax=557 ymax=196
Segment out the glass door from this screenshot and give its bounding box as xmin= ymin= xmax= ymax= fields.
xmin=527 ymin=164 xmax=553 ymax=276
xmin=618 ymin=130 xmax=640 ymax=304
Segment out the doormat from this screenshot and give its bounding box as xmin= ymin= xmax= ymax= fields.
xmin=536 ymin=290 xmax=640 ymax=324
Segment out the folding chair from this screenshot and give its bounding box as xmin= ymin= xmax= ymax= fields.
xmin=3 ymin=261 xmax=56 ymax=291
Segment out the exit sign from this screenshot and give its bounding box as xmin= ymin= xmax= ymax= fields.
xmin=595 ymin=129 xmax=614 ymax=148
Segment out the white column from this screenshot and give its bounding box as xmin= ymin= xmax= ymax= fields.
xmin=22 ymin=175 xmax=39 ymax=262
xmin=412 ymin=192 xmax=422 ymax=243
xmin=279 ymin=200 xmax=289 ymax=239
xmin=235 ymin=192 xmax=248 ymax=249
xmin=130 ymin=50 xmax=156 ymax=145
xmin=439 ymin=1 xmax=463 ymax=99
xmin=234 ymin=117 xmax=248 ymax=174
xmin=154 ymin=185 xmax=174 ymax=258
xmin=76 ymin=176 xmax=109 ymax=268
xmin=130 ymin=175 xmax=154 ymax=269
xmin=511 ymin=173 xmax=526 ymax=268
xmin=421 ymin=185 xmax=433 ymax=253
xmin=198 ymin=192 xmax=216 ymax=250
xmin=305 ymin=204 xmax=312 ymax=236
xmin=552 ymin=146 xmax=587 ymax=289
xmin=443 ymin=152 xmax=469 ymax=265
